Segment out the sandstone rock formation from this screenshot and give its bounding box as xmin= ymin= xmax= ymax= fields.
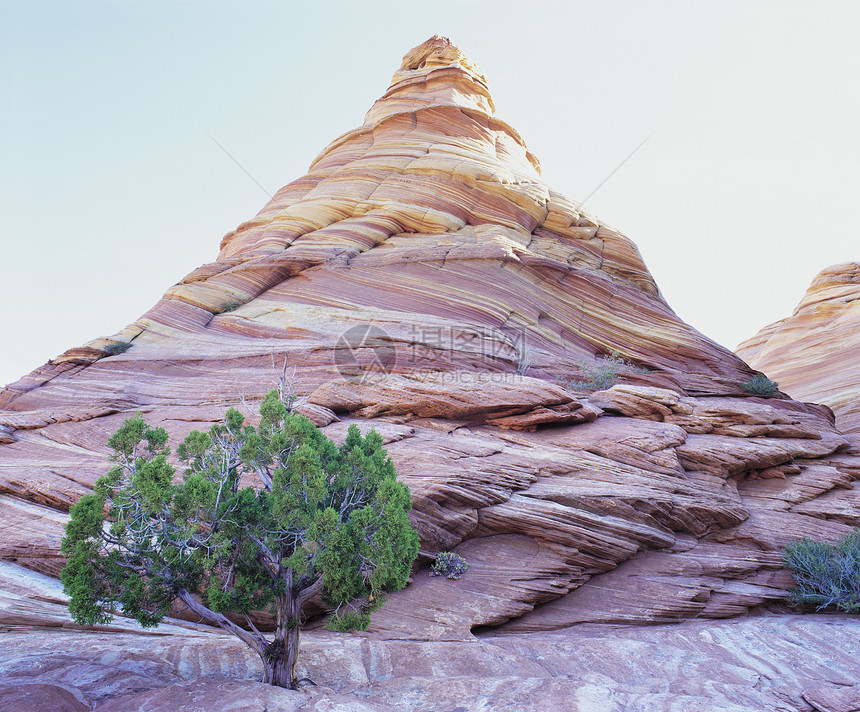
xmin=738 ymin=262 xmax=860 ymax=437
xmin=2 ymin=35 xmax=859 ymax=652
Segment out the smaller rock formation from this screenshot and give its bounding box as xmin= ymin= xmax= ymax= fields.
xmin=738 ymin=262 xmax=860 ymax=437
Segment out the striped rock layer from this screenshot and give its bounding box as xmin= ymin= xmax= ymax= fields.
xmin=3 ymin=566 xmax=859 ymax=712
xmin=738 ymin=262 xmax=860 ymax=437
xmin=1 ymin=36 xmax=859 ymax=637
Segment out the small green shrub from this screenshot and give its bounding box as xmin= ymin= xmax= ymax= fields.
xmin=557 ymin=351 xmax=648 ymax=392
xmin=783 ymin=529 xmax=860 ymax=613
xmin=430 ymin=552 xmax=469 ymax=580
xmin=326 ymin=611 xmax=372 ymax=632
xmin=102 ymin=341 xmax=132 ymax=356
xmin=743 ymin=373 xmax=779 ymax=396
xmin=221 ymin=301 xmax=241 ymax=313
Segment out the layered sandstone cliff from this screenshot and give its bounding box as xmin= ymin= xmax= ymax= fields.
xmin=1 ymin=36 xmax=858 ymax=638
xmin=738 ymin=262 xmax=860 ymax=437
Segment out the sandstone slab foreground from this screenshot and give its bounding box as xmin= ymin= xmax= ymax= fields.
xmin=2 ymin=563 xmax=859 ymax=712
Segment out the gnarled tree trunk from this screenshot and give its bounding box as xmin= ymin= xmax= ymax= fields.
xmin=262 ymin=591 xmax=302 ymax=688
xmin=177 ymin=575 xmax=323 ymax=689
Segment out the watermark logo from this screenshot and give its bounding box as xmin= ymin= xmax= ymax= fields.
xmin=334 ymin=325 xmax=396 ymax=381
xmin=333 ymin=323 xmax=533 ymax=384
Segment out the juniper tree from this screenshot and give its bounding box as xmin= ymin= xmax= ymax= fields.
xmin=61 ymin=390 xmax=419 ymax=689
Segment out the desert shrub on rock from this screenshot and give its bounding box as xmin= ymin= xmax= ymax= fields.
xmin=430 ymin=551 xmax=469 ymax=579
xmin=558 ymin=351 xmax=648 ymax=392
xmin=61 ymin=390 xmax=419 ymax=689
xmin=102 ymin=341 xmax=132 ymax=356
xmin=742 ymin=373 xmax=780 ymax=396
xmin=783 ymin=529 xmax=860 ymax=613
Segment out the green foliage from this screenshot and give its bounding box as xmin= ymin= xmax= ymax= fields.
xmin=743 ymin=373 xmax=780 ymax=396
xmin=61 ymin=390 xmax=420 ymax=685
xmin=430 ymin=551 xmax=469 ymax=580
xmin=325 ymin=610 xmax=372 ymax=632
xmin=221 ymin=301 xmax=241 ymax=313
xmin=783 ymin=529 xmax=860 ymax=613
xmin=102 ymin=341 xmax=132 ymax=356
xmin=557 ymin=351 xmax=648 ymax=392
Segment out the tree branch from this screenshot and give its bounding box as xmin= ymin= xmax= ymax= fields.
xmin=176 ymin=588 xmax=267 ymax=654
xmin=296 ymin=575 xmax=324 ymax=607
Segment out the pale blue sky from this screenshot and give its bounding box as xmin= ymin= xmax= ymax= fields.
xmin=3 ymin=1 xmax=858 ymax=387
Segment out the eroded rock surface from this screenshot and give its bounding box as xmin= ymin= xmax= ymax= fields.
xmin=2 ymin=564 xmax=859 ymax=712
xmin=738 ymin=262 xmax=860 ymax=436
xmin=1 ymin=35 xmax=859 ymax=649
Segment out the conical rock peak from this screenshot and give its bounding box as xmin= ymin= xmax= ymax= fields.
xmin=366 ymin=34 xmax=496 ymax=124
xmin=0 ymin=40 xmax=858 ymax=651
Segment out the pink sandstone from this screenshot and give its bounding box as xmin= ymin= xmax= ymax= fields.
xmin=738 ymin=262 xmax=860 ymax=437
